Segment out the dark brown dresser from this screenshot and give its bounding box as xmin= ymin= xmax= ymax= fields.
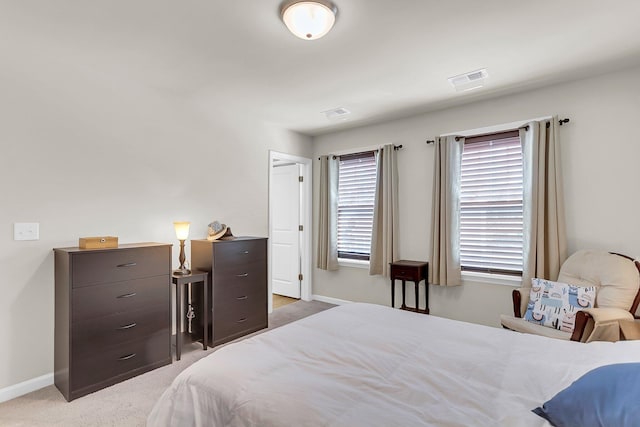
xmin=191 ymin=237 xmax=268 ymax=346
xmin=53 ymin=243 xmax=172 ymax=401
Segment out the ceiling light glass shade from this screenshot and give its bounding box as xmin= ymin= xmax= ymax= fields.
xmin=173 ymin=221 xmax=191 ymax=240
xmin=281 ymin=1 xmax=337 ymax=40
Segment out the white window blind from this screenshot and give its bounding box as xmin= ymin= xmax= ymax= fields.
xmin=460 ymin=132 xmax=523 ymax=275
xmin=337 ymin=151 xmax=377 ymax=260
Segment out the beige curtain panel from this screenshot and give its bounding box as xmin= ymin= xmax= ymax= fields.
xmin=369 ymin=144 xmax=399 ymax=277
xmin=521 ymin=116 xmax=568 ymax=286
xmin=317 ymin=155 xmax=339 ymax=271
xmin=430 ymin=136 xmax=463 ymax=286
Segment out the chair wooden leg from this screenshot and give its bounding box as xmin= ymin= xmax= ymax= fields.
xmin=512 ymin=289 xmax=522 ymax=318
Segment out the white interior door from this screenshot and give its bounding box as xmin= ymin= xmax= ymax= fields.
xmin=271 ymin=163 xmax=301 ymax=298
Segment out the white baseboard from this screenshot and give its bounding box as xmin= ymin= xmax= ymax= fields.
xmin=312 ymin=294 xmax=353 ymax=305
xmin=0 ymin=373 xmax=54 ymax=403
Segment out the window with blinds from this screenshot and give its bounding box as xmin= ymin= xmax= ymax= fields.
xmin=337 ymin=151 xmax=377 ymax=261
xmin=460 ymin=131 xmax=523 ymax=275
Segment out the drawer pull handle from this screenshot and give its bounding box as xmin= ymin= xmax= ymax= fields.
xmin=237 ymin=296 xmax=248 ymax=300
xmin=117 ymin=292 xmax=137 ymax=299
xmin=237 ymin=317 xmax=248 ymax=323
xmin=117 ymin=262 xmax=137 ymax=268
xmin=236 ymin=273 xmax=248 ymax=278
xmin=117 ymin=323 xmax=137 ymax=330
xmin=242 ymin=251 xmax=249 ymax=254
xmin=118 ymin=353 xmax=137 ymax=361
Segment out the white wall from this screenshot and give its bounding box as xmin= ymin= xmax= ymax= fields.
xmin=0 ymin=43 xmax=312 ymax=391
xmin=312 ymin=66 xmax=640 ymax=327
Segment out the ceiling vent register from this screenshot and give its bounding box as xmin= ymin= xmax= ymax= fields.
xmin=323 ymin=107 xmax=351 ymax=120
xmin=448 ymin=68 xmax=489 ymax=92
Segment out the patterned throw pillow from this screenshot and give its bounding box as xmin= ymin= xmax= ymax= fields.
xmin=523 ymin=279 xmax=596 ymax=332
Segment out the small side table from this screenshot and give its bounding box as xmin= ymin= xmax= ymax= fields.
xmin=390 ymin=260 xmax=429 ymax=314
xmin=172 ymin=270 xmax=208 ymax=361
xmin=619 ymin=319 xmax=640 ymax=340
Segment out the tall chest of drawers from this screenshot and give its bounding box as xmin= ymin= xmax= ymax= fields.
xmin=191 ymin=237 xmax=268 ymax=346
xmin=54 ymin=243 xmax=172 ymax=401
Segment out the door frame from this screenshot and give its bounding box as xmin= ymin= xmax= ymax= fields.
xmin=268 ymin=151 xmax=312 ymax=313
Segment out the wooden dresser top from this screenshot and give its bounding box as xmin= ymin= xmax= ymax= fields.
xmin=54 ymin=242 xmax=171 ymax=254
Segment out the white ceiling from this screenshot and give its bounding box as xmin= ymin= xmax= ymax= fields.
xmin=3 ymin=1 xmax=640 ymax=135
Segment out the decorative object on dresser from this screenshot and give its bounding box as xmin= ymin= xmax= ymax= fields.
xmin=191 ymin=237 xmax=268 ymax=346
xmin=389 ymin=260 xmax=429 ymax=314
xmin=53 ymin=243 xmax=172 ymax=402
xmin=207 ymin=220 xmax=235 ymax=241
xmin=78 ymin=236 xmax=118 ymax=249
xmin=172 ymin=221 xmax=191 ymax=275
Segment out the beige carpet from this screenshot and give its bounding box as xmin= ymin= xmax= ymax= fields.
xmin=0 ymin=300 xmax=334 ymax=427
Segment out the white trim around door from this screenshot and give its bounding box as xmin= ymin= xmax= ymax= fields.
xmin=268 ymin=151 xmax=313 ymax=313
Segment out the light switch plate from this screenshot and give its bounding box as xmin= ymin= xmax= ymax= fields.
xmin=14 ymin=223 xmax=39 ymax=241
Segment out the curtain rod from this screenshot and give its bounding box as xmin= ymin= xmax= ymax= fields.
xmin=520 ymin=118 xmax=570 ymax=132
xmin=318 ymin=144 xmax=403 ymax=160
xmin=425 ymin=118 xmax=570 ymax=144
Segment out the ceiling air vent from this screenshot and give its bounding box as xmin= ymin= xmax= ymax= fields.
xmin=448 ymin=68 xmax=489 ymax=92
xmin=322 ymin=107 xmax=351 ymax=120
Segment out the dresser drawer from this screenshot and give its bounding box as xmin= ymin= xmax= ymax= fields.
xmin=214 ymin=265 xmax=266 ymax=298
xmin=71 ymin=246 xmax=169 ymax=288
xmin=390 ymin=264 xmax=422 ymax=281
xmin=213 ymin=240 xmax=266 ymax=268
xmin=72 ymin=305 xmax=170 ymax=357
xmin=214 ymin=279 xmax=265 ymax=305
xmin=214 ymin=257 xmax=266 ymax=279
xmin=72 ymin=332 xmax=169 ymax=391
xmin=72 ymin=276 xmax=169 ymax=322
xmin=213 ymin=299 xmax=267 ymax=343
xmin=215 ymin=292 xmax=266 ymax=318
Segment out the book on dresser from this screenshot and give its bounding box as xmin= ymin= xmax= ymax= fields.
xmin=190 ymin=237 xmax=268 ymax=347
xmin=53 ymin=242 xmax=172 ymax=401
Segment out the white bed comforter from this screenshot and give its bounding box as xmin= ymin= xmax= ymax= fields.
xmin=148 ymin=303 xmax=640 ymax=427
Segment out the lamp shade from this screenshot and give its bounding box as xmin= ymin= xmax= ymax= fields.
xmin=173 ymin=221 xmax=190 ymax=240
xmin=281 ymin=1 xmax=337 ymax=40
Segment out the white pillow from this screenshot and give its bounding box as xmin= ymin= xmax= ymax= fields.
xmin=524 ymin=278 xmax=596 ymax=332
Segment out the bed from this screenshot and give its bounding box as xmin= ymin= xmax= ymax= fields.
xmin=148 ymin=303 xmax=640 ymax=427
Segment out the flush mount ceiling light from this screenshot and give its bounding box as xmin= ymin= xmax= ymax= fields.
xmin=280 ymin=0 xmax=338 ymax=40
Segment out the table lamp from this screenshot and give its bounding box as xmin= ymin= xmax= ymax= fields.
xmin=173 ymin=221 xmax=191 ymax=276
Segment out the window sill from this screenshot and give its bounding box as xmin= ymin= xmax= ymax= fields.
xmin=461 ymin=270 xmax=522 ymax=288
xmin=338 ymin=258 xmax=370 ymax=269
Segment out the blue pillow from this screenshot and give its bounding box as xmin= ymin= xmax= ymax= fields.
xmin=533 ymin=363 xmax=640 ymax=427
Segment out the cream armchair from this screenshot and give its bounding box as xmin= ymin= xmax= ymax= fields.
xmin=500 ymin=250 xmax=640 ymax=342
